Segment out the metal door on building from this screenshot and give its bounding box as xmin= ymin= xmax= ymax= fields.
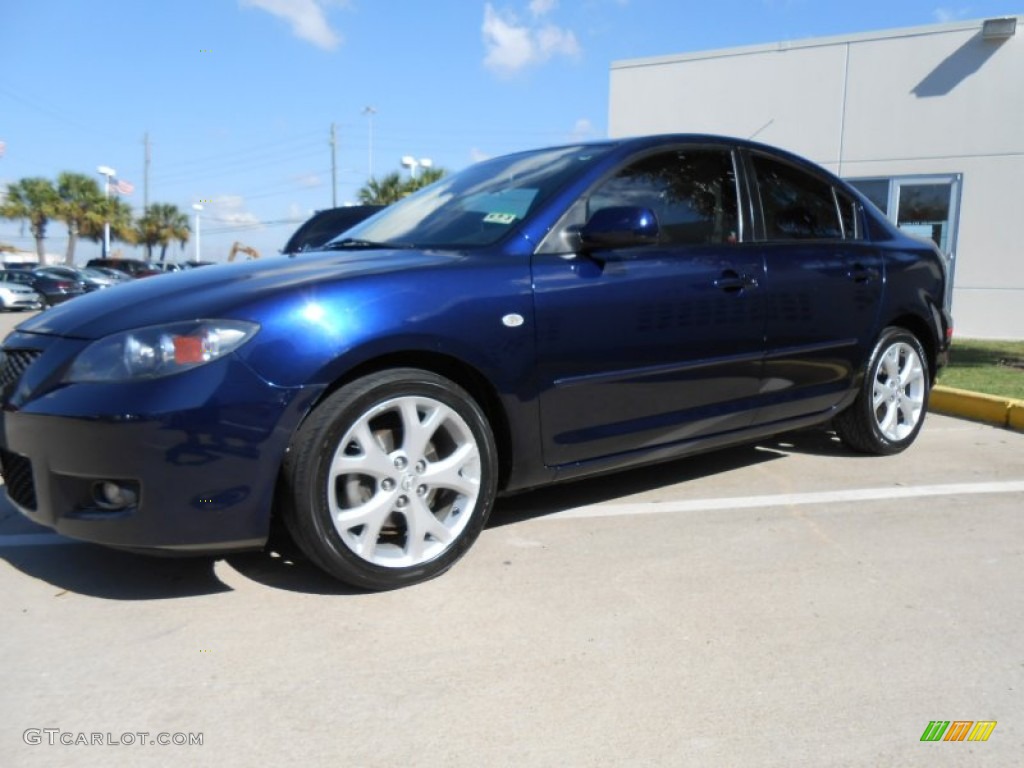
xmin=848 ymin=174 xmax=961 ymax=306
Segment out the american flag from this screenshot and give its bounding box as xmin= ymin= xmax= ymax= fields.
xmin=113 ymin=178 xmax=134 ymax=195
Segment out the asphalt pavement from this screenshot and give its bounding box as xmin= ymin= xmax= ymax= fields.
xmin=1 ymin=309 xmax=1022 ymax=767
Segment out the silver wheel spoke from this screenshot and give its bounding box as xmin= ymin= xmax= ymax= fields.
xmin=881 ymin=350 xmax=900 ymax=382
xmin=872 ymin=386 xmax=887 ymax=410
xmin=421 ymin=442 xmax=480 ymax=497
xmin=333 ymin=494 xmax=393 ymax=560
xmin=400 ymin=399 xmax=450 ymax=460
xmin=330 ymin=490 xmax=393 ymax=530
xmin=897 ymin=398 xmax=921 ymax=426
xmin=403 ymin=497 xmax=455 ymax=562
xmin=331 ymin=421 xmax=394 ymax=480
xmin=877 ymin=401 xmax=898 ymax=435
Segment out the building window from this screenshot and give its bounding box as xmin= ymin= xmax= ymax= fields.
xmin=848 ymin=175 xmax=961 ymax=254
xmin=847 ymin=179 xmax=889 ymax=214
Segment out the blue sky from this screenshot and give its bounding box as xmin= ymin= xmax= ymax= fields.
xmin=0 ymin=0 xmax=1017 ymax=262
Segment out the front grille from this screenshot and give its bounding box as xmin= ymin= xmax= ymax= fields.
xmin=0 ymin=348 xmax=42 ymax=391
xmin=0 ymin=448 xmax=37 ymax=510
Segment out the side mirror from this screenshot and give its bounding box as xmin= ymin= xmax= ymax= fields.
xmin=578 ymin=206 xmax=659 ymax=250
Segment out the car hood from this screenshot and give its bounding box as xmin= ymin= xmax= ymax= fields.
xmin=15 ymin=250 xmax=459 ymax=340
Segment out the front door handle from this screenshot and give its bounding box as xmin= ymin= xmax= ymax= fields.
xmin=713 ymin=270 xmax=759 ymax=293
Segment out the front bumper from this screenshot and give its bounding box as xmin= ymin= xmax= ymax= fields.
xmin=0 ymin=330 xmax=318 ymax=552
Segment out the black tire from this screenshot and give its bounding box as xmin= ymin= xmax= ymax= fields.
xmin=279 ymin=368 xmax=498 ymax=590
xmin=834 ymin=327 xmax=930 ymax=455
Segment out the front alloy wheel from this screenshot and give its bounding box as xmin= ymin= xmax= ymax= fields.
xmin=280 ymin=369 xmax=498 ymax=590
xmin=834 ymin=327 xmax=930 ymax=455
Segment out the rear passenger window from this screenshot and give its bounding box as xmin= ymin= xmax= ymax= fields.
xmin=752 ymin=154 xmax=842 ymax=240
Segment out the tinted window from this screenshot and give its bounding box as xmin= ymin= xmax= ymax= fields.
xmin=835 ymin=190 xmax=860 ymax=240
xmin=753 ymin=154 xmax=842 ymax=240
xmin=284 ymin=206 xmax=383 ymax=254
xmin=589 ymin=149 xmax=739 ymax=246
xmin=342 ymin=144 xmax=612 ymax=249
xmin=848 ymin=179 xmax=889 ymax=214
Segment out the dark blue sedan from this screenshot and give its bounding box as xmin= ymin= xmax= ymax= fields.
xmin=0 ymin=135 xmax=951 ymax=589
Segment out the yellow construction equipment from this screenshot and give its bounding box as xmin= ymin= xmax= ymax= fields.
xmin=228 ymin=241 xmax=260 ymax=262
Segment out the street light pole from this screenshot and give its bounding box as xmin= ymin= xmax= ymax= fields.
xmin=96 ymin=165 xmax=116 ymax=259
xmin=192 ymin=204 xmax=203 ymax=263
xmin=401 ymin=156 xmax=432 ymax=180
xmin=363 ymin=106 xmax=377 ymax=179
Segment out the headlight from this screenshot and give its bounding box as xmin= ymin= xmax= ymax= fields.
xmin=66 ymin=320 xmax=259 ymax=382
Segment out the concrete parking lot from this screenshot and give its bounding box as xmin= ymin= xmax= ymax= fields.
xmin=1 ymin=309 xmax=1022 ymax=767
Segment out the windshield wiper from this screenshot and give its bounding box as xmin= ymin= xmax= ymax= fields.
xmin=321 ymin=238 xmax=413 ymax=250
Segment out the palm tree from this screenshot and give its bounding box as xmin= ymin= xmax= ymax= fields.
xmin=55 ymin=172 xmax=106 ymax=264
xmin=135 ymin=204 xmax=190 ymax=262
xmin=358 ymin=168 xmax=448 ymax=205
xmin=358 ymin=172 xmax=409 ymax=205
xmin=408 ymin=166 xmax=446 ymax=193
xmin=81 ymin=197 xmax=137 ymax=252
xmin=0 ymin=177 xmax=59 ymax=259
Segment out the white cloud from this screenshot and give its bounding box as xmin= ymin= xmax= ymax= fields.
xmin=210 ymin=195 xmax=262 ymax=229
xmin=294 ymin=173 xmax=322 ymax=188
xmin=482 ymin=3 xmax=581 ymax=76
xmin=469 ymin=147 xmax=492 ymax=163
xmin=240 ymin=0 xmax=348 ymax=50
xmin=536 ymin=23 xmax=580 ymax=58
xmin=483 ymin=5 xmax=534 ymax=72
xmin=569 ymin=118 xmax=597 ymax=140
xmin=933 ymin=6 xmax=971 ymax=23
xmin=529 ymin=0 xmax=558 ymax=17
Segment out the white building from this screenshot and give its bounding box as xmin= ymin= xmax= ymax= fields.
xmin=609 ymin=16 xmax=1022 ymax=340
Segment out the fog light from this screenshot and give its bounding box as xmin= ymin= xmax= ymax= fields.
xmin=93 ymin=481 xmax=139 ymax=510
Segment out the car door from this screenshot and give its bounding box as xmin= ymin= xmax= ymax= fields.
xmin=745 ymin=151 xmax=884 ymax=423
xmin=531 ymin=146 xmax=766 ymax=468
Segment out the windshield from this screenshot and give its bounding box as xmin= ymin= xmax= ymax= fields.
xmin=331 ymin=144 xmax=612 ymax=250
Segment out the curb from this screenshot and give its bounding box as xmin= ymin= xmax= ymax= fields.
xmin=931 ymin=385 xmax=1024 ymax=432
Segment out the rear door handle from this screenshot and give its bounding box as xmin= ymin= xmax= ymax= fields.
xmin=848 ymin=263 xmax=879 ymax=284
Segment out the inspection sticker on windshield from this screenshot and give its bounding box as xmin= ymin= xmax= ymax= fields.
xmin=483 ymin=212 xmax=518 ymax=225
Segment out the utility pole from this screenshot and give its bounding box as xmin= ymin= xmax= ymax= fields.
xmin=330 ymin=122 xmax=338 ymax=207
xmin=363 ymin=106 xmax=377 ymax=180
xmin=143 ymin=131 xmax=151 ymax=214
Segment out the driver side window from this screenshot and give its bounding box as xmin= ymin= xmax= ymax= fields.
xmin=590 ymin=148 xmax=740 ymax=247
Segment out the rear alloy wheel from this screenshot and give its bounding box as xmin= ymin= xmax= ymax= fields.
xmin=280 ymin=369 xmax=498 ymax=590
xmin=834 ymin=327 xmax=930 ymax=455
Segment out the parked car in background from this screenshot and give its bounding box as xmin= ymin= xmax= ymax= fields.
xmin=34 ymin=265 xmax=112 ymax=292
xmin=80 ymin=266 xmax=126 ymax=287
xmin=282 ymin=205 xmax=384 ymax=255
xmin=0 ymin=269 xmax=86 ymax=306
xmin=0 ymin=277 xmax=42 ymax=311
xmin=87 ymin=266 xmax=134 ymax=283
xmin=0 ymin=135 xmax=951 ymax=591
xmin=85 ymin=258 xmax=163 ymax=278
xmin=182 ymin=260 xmax=217 ymax=269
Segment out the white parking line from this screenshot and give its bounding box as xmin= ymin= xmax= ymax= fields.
xmin=0 ymin=533 xmax=80 ymax=548
xmin=1 ymin=481 xmax=1022 ymax=546
xmin=545 ymin=480 xmax=1024 ymax=520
